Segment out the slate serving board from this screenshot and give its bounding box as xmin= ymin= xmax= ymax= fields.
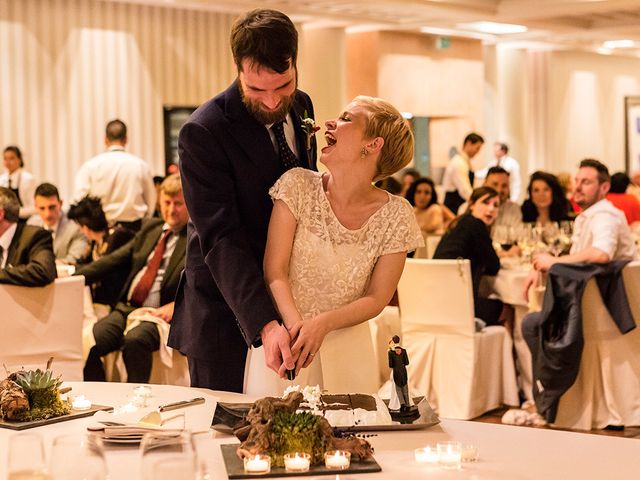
xmin=212 ymin=397 xmax=439 ymax=434
xmin=0 ymin=404 xmax=113 ymax=430
xmin=221 ymin=444 xmax=381 ymax=479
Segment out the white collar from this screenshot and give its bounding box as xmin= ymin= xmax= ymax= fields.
xmin=0 ymin=222 xmax=18 ymax=260
xmin=579 ymin=198 xmax=611 ymax=217
xmin=266 ymin=113 xmax=292 ymax=129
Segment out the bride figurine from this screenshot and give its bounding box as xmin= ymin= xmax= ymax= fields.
xmin=244 ymin=96 xmax=423 ymax=396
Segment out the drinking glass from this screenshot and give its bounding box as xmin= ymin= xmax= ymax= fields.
xmin=49 ymin=434 xmax=107 ymax=480
xmin=140 ymin=431 xmax=197 ymax=480
xmin=7 ymin=433 xmax=50 ymax=480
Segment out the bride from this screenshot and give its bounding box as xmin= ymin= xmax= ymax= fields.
xmin=244 ymin=96 xmax=423 ymax=396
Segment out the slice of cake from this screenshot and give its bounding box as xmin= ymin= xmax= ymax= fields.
xmin=283 ymin=386 xmax=392 ymax=427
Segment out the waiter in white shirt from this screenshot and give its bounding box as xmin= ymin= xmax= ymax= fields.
xmin=73 ymin=119 xmax=156 ymax=232
xmin=442 ymin=132 xmax=484 ymax=214
xmin=0 ymin=145 xmax=37 ymax=219
xmin=476 ymin=142 xmax=522 ymax=202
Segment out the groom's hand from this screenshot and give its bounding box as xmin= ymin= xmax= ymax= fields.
xmin=261 ymin=320 xmax=297 ymax=378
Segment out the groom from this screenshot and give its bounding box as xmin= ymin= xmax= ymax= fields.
xmin=168 ymin=9 xmax=317 ymax=392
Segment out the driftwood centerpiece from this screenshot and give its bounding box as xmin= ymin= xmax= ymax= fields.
xmin=234 ymin=391 xmax=374 ymax=467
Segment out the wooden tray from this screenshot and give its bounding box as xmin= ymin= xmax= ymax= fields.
xmin=0 ymin=404 xmax=113 ymax=430
xmin=213 ymin=397 xmax=438 ymax=434
xmin=221 ymin=444 xmax=381 ymax=479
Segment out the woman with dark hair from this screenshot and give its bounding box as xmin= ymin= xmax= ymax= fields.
xmin=0 ymin=145 xmax=37 ymax=219
xmin=521 ymin=171 xmax=572 ymax=225
xmin=405 ymin=177 xmax=454 ymax=235
xmin=434 ymin=186 xmax=503 ymax=325
xmin=68 ymin=196 xmax=134 ymax=306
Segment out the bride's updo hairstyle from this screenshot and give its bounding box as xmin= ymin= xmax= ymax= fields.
xmin=352 ymin=95 xmax=414 ymax=182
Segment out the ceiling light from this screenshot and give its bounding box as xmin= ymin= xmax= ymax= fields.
xmin=602 ymin=40 xmax=636 ymax=49
xmin=596 ymin=47 xmax=612 ymax=55
xmin=458 ymin=21 xmax=527 ymax=35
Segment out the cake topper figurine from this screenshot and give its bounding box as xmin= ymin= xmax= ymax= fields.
xmin=388 ymin=335 xmax=414 ymax=414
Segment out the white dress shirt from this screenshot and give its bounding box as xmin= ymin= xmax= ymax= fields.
xmin=126 ymin=225 xmax=179 ymax=308
xmin=0 ymin=168 xmax=37 ymax=219
xmin=475 ymin=155 xmax=522 ymax=201
xmin=442 ymin=152 xmax=473 ymax=200
xmin=73 ymin=146 xmax=156 ymax=224
xmin=0 ymin=223 xmax=18 ymax=269
xmin=571 ymin=199 xmax=638 ymax=260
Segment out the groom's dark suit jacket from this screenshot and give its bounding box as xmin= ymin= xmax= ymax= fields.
xmin=168 ymin=81 xmax=316 ymax=392
xmin=0 ymin=222 xmax=56 ymax=286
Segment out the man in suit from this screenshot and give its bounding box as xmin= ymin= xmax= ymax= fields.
xmin=77 ymin=174 xmax=188 ymax=382
xmin=0 ymin=187 xmax=56 ymax=286
xmin=168 ymin=9 xmax=317 ymax=392
xmin=27 ymin=183 xmax=89 ymax=265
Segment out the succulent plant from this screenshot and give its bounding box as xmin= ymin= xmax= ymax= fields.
xmin=270 ymin=411 xmax=330 ymax=466
xmin=14 ymin=368 xmax=63 ymax=393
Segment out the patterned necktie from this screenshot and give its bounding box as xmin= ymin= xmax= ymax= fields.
xmin=129 ymin=230 xmax=171 ymax=307
xmin=271 ymin=121 xmax=299 ymax=170
xmin=7 ymin=177 xmax=12 ymax=189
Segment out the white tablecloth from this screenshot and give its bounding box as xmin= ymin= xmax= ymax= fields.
xmin=1 ymin=382 xmax=638 ymax=479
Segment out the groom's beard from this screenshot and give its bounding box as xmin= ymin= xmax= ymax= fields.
xmin=240 ymin=84 xmax=295 ymax=125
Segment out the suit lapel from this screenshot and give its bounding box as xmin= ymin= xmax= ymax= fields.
xmin=163 ymin=227 xmax=186 ymax=284
xmin=132 ymin=224 xmax=163 ymax=274
xmin=6 ymin=223 xmax=25 ymax=266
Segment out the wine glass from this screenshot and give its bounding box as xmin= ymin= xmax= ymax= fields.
xmin=492 ymin=225 xmax=514 ymax=252
xmin=48 ymin=434 xmax=107 ymax=480
xmin=140 ymin=431 xmax=197 ymax=480
xmin=7 ymin=433 xmax=49 ymax=480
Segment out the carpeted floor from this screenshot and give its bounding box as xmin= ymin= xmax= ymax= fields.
xmin=473 ymin=407 xmax=640 ymax=439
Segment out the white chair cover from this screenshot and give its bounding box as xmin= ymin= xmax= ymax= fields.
xmin=368 ymin=306 xmax=401 ymax=386
xmin=554 ymin=261 xmax=640 ymax=429
xmin=0 ymin=276 xmax=84 ymax=380
xmin=398 ymin=259 xmax=518 ymax=419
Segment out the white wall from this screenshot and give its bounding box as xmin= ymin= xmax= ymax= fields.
xmin=0 ymin=0 xmax=236 ymax=200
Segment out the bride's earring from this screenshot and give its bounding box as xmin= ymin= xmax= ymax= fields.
xmin=360 ymin=147 xmax=368 ymax=158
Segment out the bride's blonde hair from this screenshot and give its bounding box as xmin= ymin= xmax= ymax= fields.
xmin=352 ymin=95 xmax=414 ymax=182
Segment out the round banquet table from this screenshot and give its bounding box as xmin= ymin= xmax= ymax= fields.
xmin=1 ymin=382 xmax=638 ymax=479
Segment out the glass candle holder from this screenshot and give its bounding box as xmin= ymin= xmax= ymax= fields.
xmin=70 ymin=394 xmax=92 ymax=410
xmin=283 ymin=452 xmax=310 ymax=473
xmin=461 ymin=444 xmax=479 ymax=463
xmin=414 ymin=446 xmax=439 ymax=464
xmin=437 ymin=441 xmax=462 ymax=470
xmin=243 ymin=454 xmax=271 ymax=474
xmin=324 ymin=450 xmax=351 ymax=470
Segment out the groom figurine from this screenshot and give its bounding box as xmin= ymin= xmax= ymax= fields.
xmin=168 ymin=9 xmax=317 ymax=391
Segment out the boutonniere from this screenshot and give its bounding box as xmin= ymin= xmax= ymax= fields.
xmin=300 ymin=111 xmax=320 ymax=151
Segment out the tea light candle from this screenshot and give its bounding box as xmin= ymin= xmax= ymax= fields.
xmin=134 ymin=386 xmax=152 ymax=398
xmin=414 ymin=446 xmax=439 ymax=464
xmin=71 ymin=395 xmax=92 ymax=410
xmin=283 ymin=452 xmax=310 ymax=472
xmin=462 ymin=444 xmax=479 ymax=462
xmin=243 ymin=454 xmax=271 ymax=474
xmin=324 ymin=450 xmax=351 ymax=470
xmin=437 ymin=441 xmax=462 ymax=470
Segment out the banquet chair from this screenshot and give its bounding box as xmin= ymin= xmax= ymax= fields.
xmin=413 ymin=233 xmax=441 ymax=259
xmin=0 ymin=276 xmax=84 ymax=380
xmin=369 ymin=305 xmax=401 ymax=386
xmin=398 ymin=259 xmax=518 ymax=419
xmin=553 ymin=261 xmax=640 ymax=430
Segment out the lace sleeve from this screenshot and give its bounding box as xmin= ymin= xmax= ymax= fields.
xmin=379 ymin=198 xmax=425 ymax=255
xmin=268 ymin=168 xmax=308 ymax=220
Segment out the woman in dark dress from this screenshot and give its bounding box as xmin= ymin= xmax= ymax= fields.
xmin=521 ymin=171 xmax=572 ymax=225
xmin=433 ymin=186 xmax=503 ymax=325
xmin=68 ymin=196 xmax=135 ymax=306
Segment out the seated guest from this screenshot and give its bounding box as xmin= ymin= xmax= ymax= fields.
xmin=76 ymin=174 xmax=187 ymax=383
xmin=27 ymin=183 xmax=89 ymax=265
xmin=406 ymin=177 xmax=454 ymax=235
xmin=525 ymin=159 xmax=638 ymax=293
xmin=68 ymin=196 xmax=135 ymax=306
xmin=607 ymin=172 xmax=640 ymax=226
xmin=399 ymin=167 xmax=420 ymax=197
xmin=557 ymin=171 xmax=581 ymax=214
xmin=521 ymin=171 xmax=572 ymax=226
xmin=433 ymin=186 xmax=503 ymax=325
xmin=0 ymin=187 xmax=56 ymax=286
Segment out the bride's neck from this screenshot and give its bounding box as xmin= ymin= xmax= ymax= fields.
xmin=324 ymin=170 xmax=376 ymax=205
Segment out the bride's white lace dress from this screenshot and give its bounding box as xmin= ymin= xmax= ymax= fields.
xmin=244 ymin=168 xmax=423 ymax=396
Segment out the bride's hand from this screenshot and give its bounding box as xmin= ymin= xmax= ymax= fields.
xmin=285 ymin=320 xmax=303 ymax=343
xmin=291 ymin=315 xmax=329 ymax=373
